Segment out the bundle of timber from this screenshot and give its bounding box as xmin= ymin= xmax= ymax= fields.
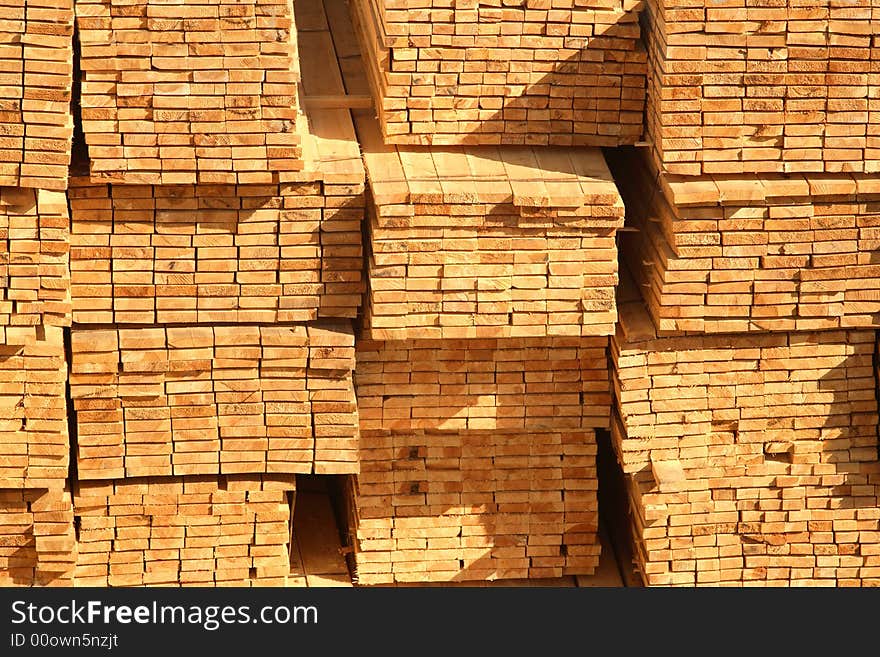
xmin=73 ymin=474 xmax=294 ymax=586
xmin=0 ymin=488 xmax=76 ymax=586
xmin=356 ymin=335 xmax=611 ymax=433
xmin=0 ymin=326 xmax=68 ymax=489
xmin=612 ymin=149 xmax=880 ymax=334
xmin=352 ymin=429 xmax=600 ymax=584
xmin=349 ymin=0 xmax=646 ymax=145
xmin=69 ymin=322 xmax=358 ymax=480
xmin=644 ymin=0 xmax=880 ymax=176
xmin=610 ymin=276 xmax=880 ymax=585
xmin=75 ymin=0 xmax=304 ymax=184
xmin=359 ymin=117 xmax=625 ymax=340
xmin=68 ymin=175 xmax=364 ymax=324
xmin=0 ymin=187 xmax=70 ymax=333
xmin=0 ymin=0 xmax=74 ymax=190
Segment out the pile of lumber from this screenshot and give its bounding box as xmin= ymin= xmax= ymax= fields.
xmin=0 ymin=488 xmax=76 ymax=586
xmin=73 ymin=474 xmax=295 ymax=586
xmin=75 ymin=0 xmax=305 ymax=185
xmin=353 ymin=429 xmax=600 ymax=584
xmin=605 ymin=3 xmax=880 ymax=586
xmin=350 ymin=331 xmax=610 ymax=583
xmin=350 ymin=0 xmax=646 ymax=145
xmin=611 ymin=275 xmax=880 ymax=585
xmin=50 ymin=0 xmax=369 ymax=588
xmin=300 ymin=0 xmax=614 ymax=585
xmin=359 ymin=118 xmax=625 ymax=340
xmin=613 ymin=150 xmax=880 ymax=335
xmin=68 ymin=176 xmax=364 ymax=324
xmin=0 ymin=0 xmax=74 ymax=190
xmin=0 ymin=187 xmax=70 ymax=333
xmin=0 ymin=64 xmax=73 ymax=582
xmin=68 ymin=323 xmax=358 ymax=480
xmin=0 ymin=326 xmax=68 ymax=489
xmin=643 ymin=0 xmax=880 ymax=176
xmin=356 ymin=336 xmax=611 ymax=433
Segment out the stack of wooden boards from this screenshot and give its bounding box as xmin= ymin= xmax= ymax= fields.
xmin=76 ymin=0 xmax=305 ymax=185
xmin=615 ymin=153 xmax=880 ymax=334
xmin=9 ymin=0 xmax=880 ymax=589
xmin=356 ymin=336 xmax=610 ymax=433
xmin=612 ymin=276 xmax=880 ymax=585
xmin=69 ymin=324 xmax=358 ymax=479
xmin=0 ymin=186 xmax=70 ymax=332
xmin=74 ymin=475 xmax=294 ymax=586
xmin=608 ymin=0 xmax=880 ymax=586
xmin=350 ymin=0 xmax=646 ymax=145
xmin=301 ymin=0 xmax=619 ymax=583
xmin=68 ymin=177 xmax=364 ymax=324
xmin=0 ymin=327 xmax=69 ymax=489
xmin=643 ymin=0 xmax=880 ymax=176
xmin=359 ymin=118 xmax=625 ymax=339
xmin=0 ymin=0 xmax=74 ymax=190
xmin=57 ymin=0 xmax=365 ymax=586
xmin=0 ymin=488 xmax=76 ymax=586
xmin=353 ymin=336 xmax=609 ymax=583
xmin=0 ymin=0 xmax=76 ymax=587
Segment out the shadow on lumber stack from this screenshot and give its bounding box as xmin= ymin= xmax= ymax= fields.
xmin=611 ymin=272 xmax=880 ymax=585
xmin=351 ymin=335 xmax=610 ymax=583
xmin=349 ymin=0 xmax=646 ymax=146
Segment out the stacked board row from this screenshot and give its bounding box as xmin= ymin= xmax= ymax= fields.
xmin=74 ymin=474 xmax=295 ymax=587
xmin=0 ymin=0 xmax=74 ymax=189
xmin=644 ymin=0 xmax=880 ymax=176
xmin=612 ymin=151 xmax=880 ymax=335
xmin=0 ymin=488 xmax=75 ymax=586
xmin=357 ymin=115 xmax=626 ymax=340
xmin=76 ymin=0 xmax=305 ymax=184
xmin=69 ymin=323 xmax=358 ymax=480
xmin=68 ymin=176 xmax=364 ymax=325
xmin=350 ymin=0 xmax=646 ymax=145
xmin=351 ymin=335 xmax=610 ymax=583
